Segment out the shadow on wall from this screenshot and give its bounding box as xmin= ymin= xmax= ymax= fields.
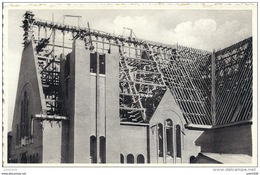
xmin=195 ymin=124 xmax=252 ymax=156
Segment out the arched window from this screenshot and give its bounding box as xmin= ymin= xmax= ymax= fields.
xmin=120 ymin=154 xmax=124 ymax=164
xmin=127 ymin=154 xmax=134 ymax=164
xmin=158 ymin=123 xmax=163 ymax=157
xmin=176 ymin=125 xmax=182 ymax=158
xmin=190 ymin=156 xmax=195 ymax=163
xmin=90 ymin=135 xmax=97 ymax=163
xmin=99 ymin=136 xmax=106 ymax=163
xmin=166 ymin=119 xmax=173 ymax=157
xmin=137 ymin=154 xmax=145 ymax=164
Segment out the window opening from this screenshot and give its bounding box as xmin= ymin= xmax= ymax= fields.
xmin=166 ymin=119 xmax=173 ymax=157
xmin=99 ymin=54 xmax=105 ymax=74
xmin=127 ymin=154 xmax=134 ymax=164
xmin=99 ymin=136 xmax=106 ymax=163
xmin=90 ymin=135 xmax=97 ymax=163
xmin=158 ymin=123 xmax=163 ymax=157
xmin=120 ymin=154 xmax=124 ymax=164
xmin=90 ymin=53 xmax=97 ymax=73
xmin=176 ymin=125 xmax=182 ymax=158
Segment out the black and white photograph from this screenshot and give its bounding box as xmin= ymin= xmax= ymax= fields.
xmin=2 ymin=2 xmax=257 ymax=172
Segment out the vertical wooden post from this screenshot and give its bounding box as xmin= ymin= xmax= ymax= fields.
xmin=211 ymin=50 xmax=216 ymax=126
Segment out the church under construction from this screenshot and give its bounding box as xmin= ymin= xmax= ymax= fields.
xmin=8 ymin=11 xmax=253 ymax=164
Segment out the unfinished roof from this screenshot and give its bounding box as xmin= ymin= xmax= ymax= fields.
xmin=160 ymin=45 xmax=212 ymax=125
xmin=21 ymin=11 xmax=253 ymax=127
xmin=215 ymin=37 xmax=252 ymax=125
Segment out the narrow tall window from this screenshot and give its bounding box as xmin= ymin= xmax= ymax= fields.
xmin=127 ymin=154 xmax=134 ymax=164
xmin=30 ymin=115 xmax=33 ymax=138
xmin=21 ymin=92 xmax=30 ymax=139
xmin=99 ymin=136 xmax=106 ymax=163
xmin=120 ymin=154 xmax=124 ymax=164
xmin=99 ymin=54 xmax=105 ymax=74
xmin=90 ymin=53 xmax=97 ymax=73
xmin=190 ymin=156 xmax=195 ymax=163
xmin=90 ymin=135 xmax=97 ymax=163
xmin=25 ymin=100 xmax=29 ymax=137
xmin=32 ymin=154 xmax=35 ymax=163
xmin=176 ymin=125 xmax=182 ymax=158
xmin=20 ymin=100 xmax=24 ymax=138
xmin=137 ymin=154 xmax=145 ymax=164
xmin=36 ymin=153 xmax=39 ymax=163
xmin=166 ymin=119 xmax=173 ymax=157
xmin=158 ymin=123 xmax=163 ymax=157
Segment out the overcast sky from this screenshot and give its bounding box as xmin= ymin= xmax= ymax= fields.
xmin=5 ymin=4 xmax=253 ymax=131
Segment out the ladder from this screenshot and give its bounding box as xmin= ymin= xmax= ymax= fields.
xmin=119 ymin=55 xmax=146 ymax=122
xmin=143 ymin=43 xmax=166 ymax=86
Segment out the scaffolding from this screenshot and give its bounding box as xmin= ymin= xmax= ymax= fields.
xmin=21 ymin=11 xmax=253 ymax=126
xmin=22 ymin=11 xmax=66 ymax=122
xmin=119 ymin=44 xmax=167 ymax=123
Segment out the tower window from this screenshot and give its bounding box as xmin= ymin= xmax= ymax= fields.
xmin=90 ymin=53 xmax=106 ymax=74
xmin=90 ymin=53 xmax=97 ymax=73
xmin=99 ymin=54 xmax=105 ymax=74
